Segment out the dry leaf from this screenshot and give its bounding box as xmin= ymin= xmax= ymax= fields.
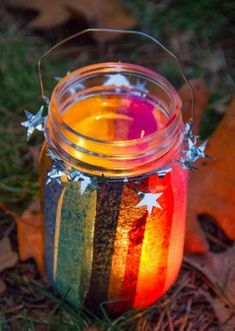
xmin=185 ymin=245 xmax=235 ymax=330
xmin=0 ymin=237 xmax=18 ymax=273
xmin=211 ymin=299 xmax=235 ymax=331
xmin=16 ymin=198 xmax=44 ymax=275
xmin=7 ymin=0 xmax=136 ymax=42
xmin=185 ymin=98 xmax=235 ymax=253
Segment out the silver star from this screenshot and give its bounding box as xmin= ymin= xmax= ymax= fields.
xmin=79 ymin=174 xmax=92 ymax=195
xmin=156 ymin=167 xmax=172 ymax=178
xmin=178 ymin=158 xmax=196 ymax=171
xmin=184 ymin=139 xmax=208 ymax=162
xmin=68 ymin=170 xmax=82 ymax=182
xmin=133 ymin=80 xmax=148 ymax=97
xmin=21 ymin=106 xmax=45 ymax=140
xmin=136 ymin=192 xmax=163 ymax=214
xmin=104 ymin=74 xmax=131 ymax=88
xmin=46 ymin=166 xmax=67 ymax=185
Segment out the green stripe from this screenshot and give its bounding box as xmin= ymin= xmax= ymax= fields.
xmin=80 ymin=189 xmax=97 ymax=302
xmin=54 ymin=182 xmax=96 ymax=307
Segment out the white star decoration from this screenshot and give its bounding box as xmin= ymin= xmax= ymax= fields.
xmin=21 ymin=106 xmax=45 ymax=140
xmin=68 ymin=171 xmax=92 ymax=194
xmin=156 ymin=167 xmax=172 ymax=178
xmin=54 ymin=71 xmax=84 ymax=94
xmin=104 ymin=74 xmax=131 ymax=88
xmin=46 ymin=166 xmax=67 ymax=185
xmin=136 ymin=192 xmax=163 ymax=214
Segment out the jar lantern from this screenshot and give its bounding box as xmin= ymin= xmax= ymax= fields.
xmin=38 ymin=29 xmax=191 ymax=315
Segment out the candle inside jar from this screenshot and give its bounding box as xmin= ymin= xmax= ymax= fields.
xmin=61 ymin=93 xmax=170 ymax=141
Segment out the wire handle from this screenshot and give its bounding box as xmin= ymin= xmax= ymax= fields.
xmin=38 ymin=28 xmax=194 ymax=119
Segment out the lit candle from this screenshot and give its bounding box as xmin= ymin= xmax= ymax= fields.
xmin=40 ymin=62 xmax=187 ymax=314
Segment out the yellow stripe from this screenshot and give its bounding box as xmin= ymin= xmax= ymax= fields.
xmin=53 ymin=186 xmax=66 ymax=281
xmin=134 ymin=208 xmax=165 ymax=307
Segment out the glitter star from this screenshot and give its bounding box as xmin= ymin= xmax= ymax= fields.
xmin=184 ymin=139 xmax=208 ymax=162
xmin=46 ymin=166 xmax=67 ymax=185
xmin=79 ymin=174 xmax=92 ymax=195
xmin=104 ymin=74 xmax=131 ymax=88
xmin=21 ymin=106 xmax=45 ymax=140
xmin=136 ymin=192 xmax=163 ymax=214
xmin=135 ymin=79 xmax=148 ymax=91
xmin=156 ymin=167 xmax=172 ymax=178
xmin=68 ymin=170 xmax=81 ymax=182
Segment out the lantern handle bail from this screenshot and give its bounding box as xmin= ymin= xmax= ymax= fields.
xmin=38 ymin=28 xmax=194 ymax=120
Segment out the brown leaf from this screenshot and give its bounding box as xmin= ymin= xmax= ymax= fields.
xmin=0 ymin=237 xmax=18 ymax=273
xmin=185 ymin=245 xmax=235 ymax=330
xmin=185 ymin=98 xmax=235 ymax=253
xmin=7 ymin=0 xmax=136 ymax=42
xmin=16 ymin=198 xmax=44 ymax=275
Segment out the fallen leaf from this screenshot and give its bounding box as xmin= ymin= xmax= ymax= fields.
xmin=16 ymin=198 xmax=44 ymax=275
xmin=185 ymin=245 xmax=235 ymax=330
xmin=0 ymin=237 xmax=18 ymax=273
xmin=7 ymin=0 xmax=136 ymax=42
xmin=185 ymin=98 xmax=235 ymax=253
xmin=211 ymin=299 xmax=235 ymax=331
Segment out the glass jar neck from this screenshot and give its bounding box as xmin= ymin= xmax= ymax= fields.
xmin=44 ymin=62 xmax=183 ymax=178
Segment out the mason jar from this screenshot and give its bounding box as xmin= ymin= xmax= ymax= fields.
xmin=39 ymin=61 xmax=188 ymax=315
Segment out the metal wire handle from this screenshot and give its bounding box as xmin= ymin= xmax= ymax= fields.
xmin=38 ymin=28 xmax=194 ymax=120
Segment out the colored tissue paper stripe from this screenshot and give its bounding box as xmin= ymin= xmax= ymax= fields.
xmin=79 ymin=189 xmax=97 ymax=302
xmin=107 ymin=185 xmax=147 ymax=314
xmin=85 ymin=182 xmax=124 ymax=311
xmin=163 ymin=164 xmax=188 ymax=292
xmin=44 ymin=179 xmax=64 ymax=284
xmin=134 ymin=174 xmax=174 ymax=308
xmin=54 ymin=182 xmax=96 ymax=307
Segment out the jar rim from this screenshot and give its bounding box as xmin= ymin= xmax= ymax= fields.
xmin=49 ymin=62 xmax=182 ymax=145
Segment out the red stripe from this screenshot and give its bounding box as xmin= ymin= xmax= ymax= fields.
xmin=119 ymin=213 xmax=147 ymax=311
xmin=148 ymin=173 xmax=174 ymax=298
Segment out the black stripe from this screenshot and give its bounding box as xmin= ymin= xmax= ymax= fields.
xmin=84 ymin=181 xmax=123 ymax=312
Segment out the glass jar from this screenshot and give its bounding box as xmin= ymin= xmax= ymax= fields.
xmin=39 ymin=62 xmax=188 ymax=315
